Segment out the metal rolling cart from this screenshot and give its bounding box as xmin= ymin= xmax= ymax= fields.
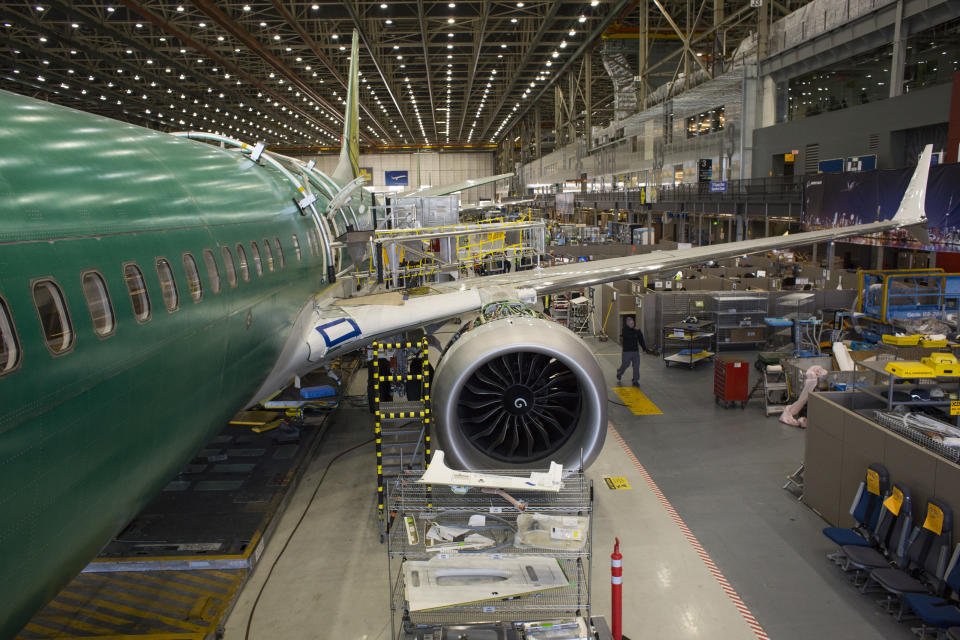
xmin=385 ymin=468 xmax=593 ymax=639
xmin=711 ymin=293 xmax=768 ymax=351
xmin=714 ymin=356 xmax=750 ymax=408
xmin=853 ymin=359 xmax=960 ymax=427
xmin=662 ymin=322 xmax=715 ymax=368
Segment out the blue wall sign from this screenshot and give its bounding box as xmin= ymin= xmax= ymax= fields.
xmin=385 ymin=170 xmax=409 ymax=186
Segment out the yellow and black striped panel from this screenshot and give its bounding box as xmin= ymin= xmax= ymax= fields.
xmin=17 ymin=569 xmax=246 ymax=639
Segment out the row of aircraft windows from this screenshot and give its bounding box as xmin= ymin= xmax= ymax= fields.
xmin=0 ymin=230 xmax=323 ymax=376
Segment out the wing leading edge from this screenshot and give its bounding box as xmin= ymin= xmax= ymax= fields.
xmin=251 ymin=147 xmax=931 ymax=401
xmin=397 ymin=172 xmax=515 ymax=198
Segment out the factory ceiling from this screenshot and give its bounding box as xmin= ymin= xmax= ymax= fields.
xmin=0 ymin=1 xmax=811 ymax=153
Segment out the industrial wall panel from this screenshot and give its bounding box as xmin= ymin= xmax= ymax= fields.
xmin=804 ymin=398 xmax=845 ymax=525
xmin=305 ymin=152 xmax=496 ymax=199
xmin=752 ymin=83 xmax=951 ymax=178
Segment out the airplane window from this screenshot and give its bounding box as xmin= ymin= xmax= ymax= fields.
xmin=307 ymin=229 xmax=317 ymax=256
xmin=221 ymin=246 xmax=238 ymax=288
xmin=262 ymin=238 xmax=275 ymax=271
xmin=33 ymin=278 xmax=75 ymax=354
xmin=123 ymin=263 xmax=151 ymax=323
xmin=274 ymin=237 xmax=285 ymax=268
xmin=81 ymin=271 xmax=115 ymax=337
xmin=235 ymin=244 xmax=250 ymax=282
xmin=302 ymin=232 xmax=312 ymax=258
xmin=183 ymin=253 xmax=203 ymax=302
xmin=250 ymin=241 xmax=263 ymax=276
xmin=203 ymin=249 xmax=221 ymax=294
xmin=155 ymin=258 xmax=179 ymax=311
xmin=0 ymin=296 xmax=21 ymax=374
xmin=292 ymin=234 xmax=302 ymax=261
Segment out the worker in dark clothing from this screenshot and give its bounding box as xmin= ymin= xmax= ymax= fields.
xmin=616 ymin=316 xmax=649 ymax=386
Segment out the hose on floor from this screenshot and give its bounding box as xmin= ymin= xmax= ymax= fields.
xmin=242 ymin=436 xmax=374 ymax=640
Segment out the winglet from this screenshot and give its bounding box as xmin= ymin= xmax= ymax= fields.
xmin=332 ymin=30 xmax=361 ymax=185
xmin=892 ymin=144 xmax=932 ymax=226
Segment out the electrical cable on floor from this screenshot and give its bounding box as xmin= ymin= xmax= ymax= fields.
xmin=242 ymin=436 xmax=373 ymax=640
xmin=608 ymin=397 xmax=629 ymax=407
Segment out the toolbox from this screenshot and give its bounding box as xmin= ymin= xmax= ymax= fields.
xmin=921 ymin=353 xmax=960 ymax=377
xmin=884 ymin=361 xmax=937 ymax=378
xmin=882 ymin=334 xmax=922 ymax=346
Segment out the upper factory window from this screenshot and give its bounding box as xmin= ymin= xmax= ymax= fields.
xmin=262 ymin=238 xmax=275 ymax=272
xmin=274 ymin=237 xmax=285 ymax=269
xmin=236 ymin=244 xmax=250 ymax=282
xmin=81 ymin=270 xmax=115 ymax=337
xmin=32 ymin=279 xmax=74 ymax=355
xmin=221 ymin=246 xmax=238 ymax=288
xmin=156 ymin=258 xmax=180 ymax=312
xmin=183 ymin=253 xmax=203 ymax=302
xmin=292 ymin=234 xmax=302 ymax=261
xmin=250 ymin=241 xmax=263 ymax=276
xmin=0 ymin=296 xmax=21 ymax=374
xmin=685 ymin=106 xmax=725 ymax=139
xmin=123 ymin=263 xmax=151 ymax=323
xmin=203 ymin=249 xmax=221 ymax=294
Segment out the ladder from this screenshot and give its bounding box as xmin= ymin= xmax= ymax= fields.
xmin=749 ymin=363 xmax=790 ymax=416
xmin=372 ymin=338 xmax=432 ymax=542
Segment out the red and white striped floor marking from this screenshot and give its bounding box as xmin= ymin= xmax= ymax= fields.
xmin=608 ymin=424 xmax=771 ymax=640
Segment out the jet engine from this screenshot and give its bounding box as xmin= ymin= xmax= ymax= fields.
xmin=432 ymin=304 xmax=607 ymax=471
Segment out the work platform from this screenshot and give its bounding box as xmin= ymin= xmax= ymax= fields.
xmin=17 ymin=406 xmax=334 ymax=640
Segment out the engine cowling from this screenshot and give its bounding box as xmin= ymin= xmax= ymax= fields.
xmin=432 ymin=315 xmax=607 ymax=471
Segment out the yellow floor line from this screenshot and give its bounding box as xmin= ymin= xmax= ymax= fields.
xmin=613 ymin=386 xmax=664 ymax=415
xmin=35 ymin=613 xmax=117 ymax=635
xmin=46 ymin=599 xmax=134 ymax=627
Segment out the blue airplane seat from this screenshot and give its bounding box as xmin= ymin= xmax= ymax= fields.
xmin=842 ymin=484 xmax=914 ymax=585
xmin=823 ymin=464 xmax=889 ymax=553
xmin=902 ymin=545 xmax=960 ymax=634
xmin=866 ymin=500 xmax=954 ymax=617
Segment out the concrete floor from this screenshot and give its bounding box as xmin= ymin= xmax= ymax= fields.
xmin=224 ymin=339 xmax=915 ymax=639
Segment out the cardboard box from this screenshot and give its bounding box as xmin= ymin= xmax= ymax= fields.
xmin=729 ymin=328 xmax=764 ymax=343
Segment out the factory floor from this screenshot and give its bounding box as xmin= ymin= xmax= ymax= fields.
xmin=223 ymin=340 xmax=913 ymax=639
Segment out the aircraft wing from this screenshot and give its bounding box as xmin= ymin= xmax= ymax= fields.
xmin=397 ymin=172 xmax=514 ymax=198
xmin=429 ymin=219 xmax=898 ymax=297
xmin=253 ymin=146 xmax=932 ymax=398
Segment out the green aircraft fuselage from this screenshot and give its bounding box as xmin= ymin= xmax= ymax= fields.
xmin=0 ymin=89 xmax=355 ymax=638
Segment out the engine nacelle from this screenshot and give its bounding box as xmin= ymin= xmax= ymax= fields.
xmin=432 ymin=315 xmax=607 ymax=471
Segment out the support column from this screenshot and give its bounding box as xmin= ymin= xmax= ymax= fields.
xmin=638 ymin=3 xmax=648 ymax=108
xmin=727 ymin=217 xmax=733 ymax=243
xmin=684 ymin=0 xmax=693 ymax=88
xmin=535 ymin=107 xmax=542 ymax=159
xmin=826 ymin=241 xmax=836 ymax=273
xmin=554 ymin=84 xmax=563 ymax=146
xmin=757 ymin=0 xmax=770 ymax=59
xmin=873 ymin=245 xmax=884 ymax=270
xmin=889 ymin=0 xmax=906 ymax=98
xmin=764 ymin=202 xmax=770 ymax=237
xmin=585 ymin=50 xmax=592 ymax=151
xmin=713 ymin=0 xmax=724 ymax=76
